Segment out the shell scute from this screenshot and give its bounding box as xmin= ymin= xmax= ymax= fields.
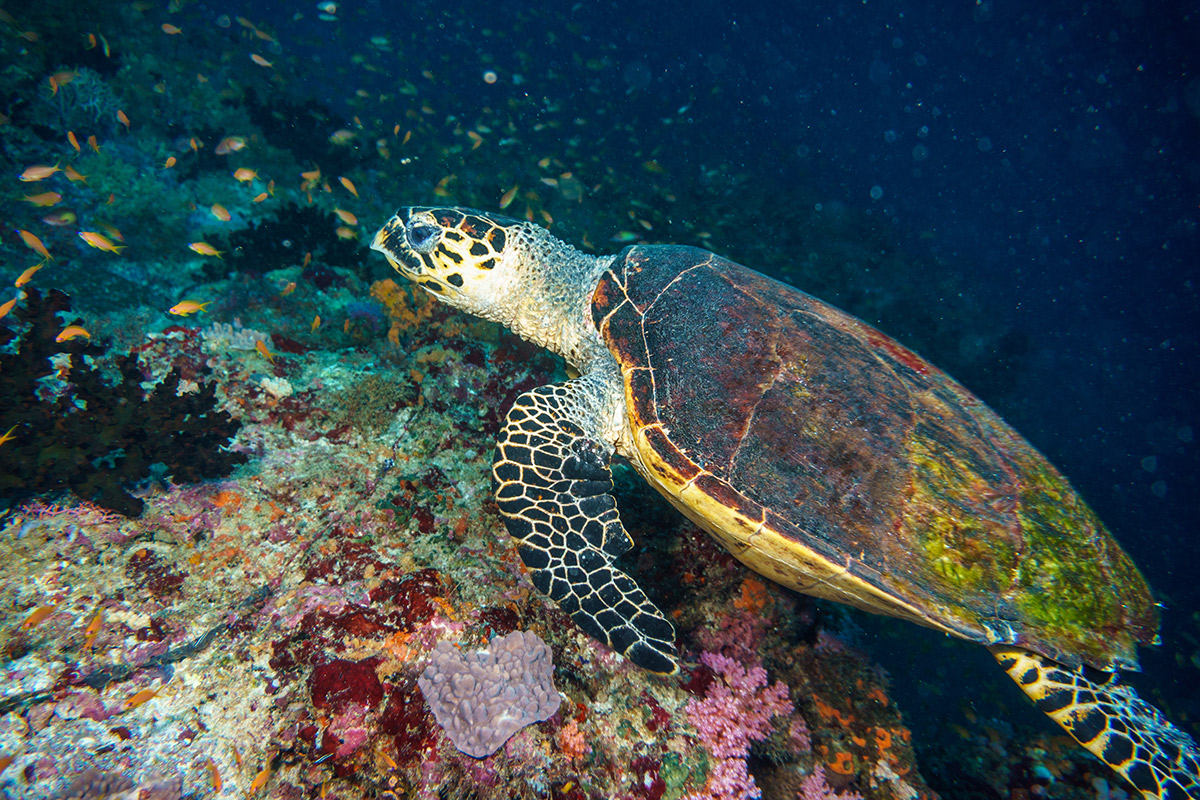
xmin=593 ymin=244 xmax=1158 ymax=670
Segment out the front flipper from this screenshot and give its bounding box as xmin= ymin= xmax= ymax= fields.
xmin=992 ymin=646 xmax=1200 ymax=799
xmin=492 ymin=381 xmax=678 ymax=674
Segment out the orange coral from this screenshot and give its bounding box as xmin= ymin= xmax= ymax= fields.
xmin=733 ymin=576 xmax=770 ymax=613
xmin=371 ymin=278 xmax=436 ymax=333
xmin=556 ymin=718 xmax=590 ymax=764
xmin=828 ymin=751 xmax=855 ymax=775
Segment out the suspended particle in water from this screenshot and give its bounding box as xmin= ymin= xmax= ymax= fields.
xmin=869 ymin=185 xmax=884 ymax=201
xmin=482 ymin=70 xmax=498 ymax=84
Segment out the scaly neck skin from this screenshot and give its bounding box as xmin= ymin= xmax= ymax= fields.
xmin=496 ymin=228 xmax=617 ymax=374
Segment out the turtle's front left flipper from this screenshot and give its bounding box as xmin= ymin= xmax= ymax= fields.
xmin=493 ymin=380 xmax=678 ymax=674
xmin=992 ymin=646 xmax=1200 ymax=799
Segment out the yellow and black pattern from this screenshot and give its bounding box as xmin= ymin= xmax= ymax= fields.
xmin=493 ymin=380 xmax=678 ymax=674
xmin=992 ymin=646 xmax=1200 ymax=798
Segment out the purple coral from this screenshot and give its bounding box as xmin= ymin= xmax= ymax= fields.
xmin=685 ymin=651 xmax=794 ymax=799
xmin=417 ymin=630 xmax=561 ymax=758
xmin=796 ymin=766 xmax=865 ymax=800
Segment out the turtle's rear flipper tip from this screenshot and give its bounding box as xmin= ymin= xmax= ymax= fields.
xmin=993 ymin=645 xmax=1200 ymax=799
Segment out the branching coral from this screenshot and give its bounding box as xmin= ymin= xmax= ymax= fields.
xmin=684 ymin=651 xmax=794 ymax=800
xmin=0 ymin=288 xmax=247 ymax=517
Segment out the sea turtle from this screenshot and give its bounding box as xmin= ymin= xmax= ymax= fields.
xmin=371 ymin=206 xmax=1199 ymax=797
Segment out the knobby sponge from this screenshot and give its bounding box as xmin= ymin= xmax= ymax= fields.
xmin=417 ymin=630 xmax=562 ymax=758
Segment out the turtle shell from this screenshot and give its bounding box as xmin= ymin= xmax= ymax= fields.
xmin=592 ymin=244 xmax=1157 ymax=671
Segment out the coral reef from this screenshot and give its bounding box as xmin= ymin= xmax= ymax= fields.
xmin=0 ymin=288 xmax=247 ymax=516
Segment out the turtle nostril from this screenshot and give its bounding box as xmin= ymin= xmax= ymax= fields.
xmin=406 ymin=221 xmax=439 ymax=252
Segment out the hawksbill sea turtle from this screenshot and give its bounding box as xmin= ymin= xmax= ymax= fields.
xmin=371 ymin=206 xmax=1200 ymax=798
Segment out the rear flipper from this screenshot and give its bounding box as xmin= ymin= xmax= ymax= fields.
xmin=493 ymin=381 xmax=678 ymax=674
xmin=992 ymin=645 xmax=1200 ymax=799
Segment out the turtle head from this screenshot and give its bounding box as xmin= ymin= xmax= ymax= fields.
xmin=372 ymin=205 xmax=607 ymax=366
xmin=371 ymin=206 xmax=535 ymax=321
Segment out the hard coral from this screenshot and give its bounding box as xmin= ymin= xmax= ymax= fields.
xmin=418 ymin=630 xmax=562 ymax=759
xmin=0 ymin=288 xmax=247 ymax=517
xmin=222 ymin=202 xmax=365 ymax=281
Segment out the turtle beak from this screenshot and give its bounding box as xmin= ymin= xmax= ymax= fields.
xmin=371 ymin=216 xmax=409 ymax=274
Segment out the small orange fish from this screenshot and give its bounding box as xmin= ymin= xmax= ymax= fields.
xmin=402 ymin=129 xmax=412 ymax=145
xmin=23 ymin=191 xmax=62 ymax=207
xmin=214 ymin=136 xmax=246 ymax=155
xmin=248 ymin=762 xmax=272 ymax=793
xmin=19 ymin=164 xmax=60 ymax=182
xmin=117 ymin=109 xmax=130 ymax=129
xmin=67 ymin=130 xmax=80 ymax=152
xmin=188 ymin=242 xmax=223 ymax=258
xmin=252 ymin=192 xmax=268 ymax=203
xmin=267 ymin=179 xmax=275 ymax=195
xmin=210 ymin=203 xmax=231 ymax=221
xmin=162 ymin=156 xmax=177 ymax=169
xmin=56 ymin=325 xmax=91 ymax=342
xmin=87 ymin=135 xmax=101 ymax=154
xmin=15 ymin=262 xmax=44 ymax=287
xmin=169 ymin=300 xmax=211 ymax=316
xmin=42 ymin=210 xmax=77 ymax=227
xmin=300 ymin=168 xmax=320 ymax=182
xmin=17 ymin=230 xmax=52 ymax=260
xmin=96 ymin=221 xmax=124 ymax=241
xmin=467 ymin=130 xmax=483 ymax=149
xmin=78 ymin=231 xmax=124 ymax=253
xmin=204 ymin=758 xmax=222 ymax=792
xmin=233 ymin=167 xmax=258 ymax=182
xmin=0 ymin=298 xmax=18 ymax=320
xmin=86 ymin=32 xmax=98 ymax=49
xmin=333 ymin=208 xmax=357 ymax=225
xmin=311 ymin=314 xmax=321 ymax=332
xmin=105 ymin=193 xmax=116 ymax=205
xmin=48 ymin=70 xmax=76 ymax=96
xmin=0 ymin=423 xmax=19 ymax=444
xmin=279 ymin=282 xmax=296 ymax=296
xmin=82 ymin=610 xmax=103 ymax=651
xmin=335 ymin=226 xmax=357 ymax=240
xmin=250 ymin=54 xmax=273 ymax=68
xmin=161 ymin=23 xmax=182 ymax=34
xmin=499 ymin=184 xmax=519 ymax=209
xmin=255 ymin=339 xmax=275 ymax=363
xmin=63 ymin=165 xmax=88 ymax=184
xmin=338 ymin=176 xmax=358 ymax=197
xmin=21 ymin=603 xmax=60 ymax=630
xmin=302 ymin=251 xmax=312 ymax=267
xmin=121 ymin=686 xmax=160 ymax=711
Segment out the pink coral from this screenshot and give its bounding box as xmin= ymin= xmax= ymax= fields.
xmin=796 ymin=766 xmax=864 ymax=800
xmin=684 ymin=651 xmax=794 ymax=799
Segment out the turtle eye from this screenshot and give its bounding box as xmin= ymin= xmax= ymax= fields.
xmin=406 ymin=219 xmax=440 ymax=253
